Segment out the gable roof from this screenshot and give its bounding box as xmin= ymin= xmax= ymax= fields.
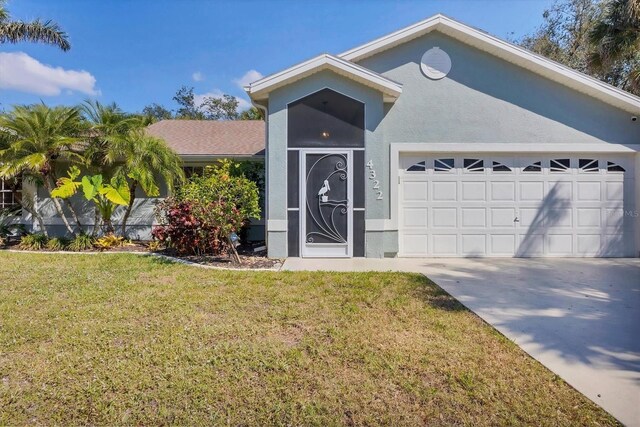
xmin=146 ymin=120 xmax=265 ymax=157
xmin=339 ymin=14 xmax=640 ymax=114
xmin=245 ymin=53 xmax=403 ymax=103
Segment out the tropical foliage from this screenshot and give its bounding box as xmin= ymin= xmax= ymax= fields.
xmin=0 ymin=0 xmax=70 ymax=50
xmin=0 ymin=104 xmax=85 ymax=236
xmin=153 ymin=160 xmax=260 ymax=260
xmin=51 ymin=166 xmax=131 ymax=234
xmin=519 ymin=0 xmax=640 ymax=95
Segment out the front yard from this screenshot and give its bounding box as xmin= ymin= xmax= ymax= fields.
xmin=0 ymin=253 xmax=616 ymax=425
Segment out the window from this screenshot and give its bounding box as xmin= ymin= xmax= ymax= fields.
xmin=434 ymin=158 xmax=454 ymax=172
xmin=0 ymin=177 xmax=21 ymax=209
xmin=550 ymin=158 xmax=570 ymax=172
xmin=579 ymin=159 xmax=598 ymax=172
xmin=407 ymin=161 xmax=426 ymax=172
xmin=523 ymin=161 xmax=542 ymax=172
xmin=183 ymin=166 xmax=205 ymax=179
xmin=492 ymin=161 xmax=512 ymax=172
xmin=463 ymin=158 xmax=484 ymax=172
xmin=607 ymin=161 xmax=625 ymax=172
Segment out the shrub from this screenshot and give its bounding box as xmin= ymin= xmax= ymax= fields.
xmin=0 ymin=206 xmax=26 ymax=241
xmin=68 ymin=233 xmax=95 ymax=252
xmin=94 ymin=234 xmax=126 ymax=250
xmin=19 ymin=233 xmax=48 ymax=250
xmin=46 ymin=237 xmax=70 ymax=251
xmin=153 ymin=159 xmax=260 ymax=258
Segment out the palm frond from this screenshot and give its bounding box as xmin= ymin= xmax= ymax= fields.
xmin=0 ymin=19 xmax=70 ymax=51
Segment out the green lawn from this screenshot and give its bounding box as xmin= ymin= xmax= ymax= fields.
xmin=0 ymin=253 xmax=616 ymax=426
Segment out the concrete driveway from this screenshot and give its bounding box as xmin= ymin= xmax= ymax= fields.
xmin=282 ymin=258 xmax=640 ymax=426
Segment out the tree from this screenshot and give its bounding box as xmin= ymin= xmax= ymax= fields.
xmin=0 ymin=0 xmax=70 ymax=51
xmin=239 ymin=107 xmax=264 ymax=121
xmin=519 ymin=0 xmax=602 ymax=73
xmin=201 ymin=94 xmax=239 ymax=120
xmin=518 ymin=0 xmax=640 ymax=95
xmin=173 ymin=86 xmax=205 ymax=119
xmin=588 ymin=0 xmax=640 ymax=93
xmin=0 ymin=105 xmax=84 ymax=236
xmin=142 ymin=103 xmax=173 ymax=122
xmin=106 ymin=128 xmax=185 ymax=236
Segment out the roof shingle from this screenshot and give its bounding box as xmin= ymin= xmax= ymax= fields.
xmin=146 ymin=120 xmax=265 ymax=156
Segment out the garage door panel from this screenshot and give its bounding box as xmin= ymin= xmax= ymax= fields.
xmin=399 ymin=154 xmax=634 ymax=258
xmin=432 ymin=208 xmax=457 ymax=227
xmin=577 ymin=235 xmax=601 ymax=255
xmin=433 ymin=234 xmax=457 ymax=255
xmin=577 ymin=182 xmax=601 ymax=201
xmin=402 ymin=207 xmax=428 ymax=227
xmin=547 ymin=208 xmax=573 ymax=228
xmin=461 ymin=181 xmax=485 ymax=201
xmin=577 ymin=208 xmax=601 ymax=227
xmin=547 ymin=234 xmax=573 ymax=255
xmin=605 ymin=182 xmax=624 ymax=201
xmin=402 ymin=181 xmax=428 ymax=201
xmin=520 ymin=182 xmax=544 ymax=201
xmin=517 ymin=234 xmax=544 ymax=256
xmin=401 ymin=233 xmax=428 ymax=256
xmin=433 ymin=182 xmax=457 ymax=201
xmin=490 ymin=181 xmax=515 ymax=201
xmin=605 ymin=208 xmax=624 ymax=228
xmin=491 ymin=208 xmax=516 ymax=227
xmin=491 ymin=234 xmax=516 ymax=255
xmin=549 ymin=181 xmax=572 ymax=200
xmin=462 ymin=234 xmax=486 ymax=256
xmin=461 ymin=208 xmax=486 ymax=227
xmin=519 ymin=208 xmax=542 ymax=227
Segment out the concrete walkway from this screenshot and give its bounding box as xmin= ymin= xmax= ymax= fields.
xmin=282 ymin=257 xmax=640 ymax=426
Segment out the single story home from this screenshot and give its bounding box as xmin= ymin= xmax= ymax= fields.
xmin=3 ymin=120 xmax=266 ymax=240
xmin=3 ymin=14 xmax=638 ymax=258
xmin=245 ymin=14 xmax=640 ymax=258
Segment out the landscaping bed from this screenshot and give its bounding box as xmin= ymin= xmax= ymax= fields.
xmin=0 ymin=252 xmax=618 ymax=426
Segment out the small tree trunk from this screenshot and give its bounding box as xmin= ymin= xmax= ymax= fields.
xmin=228 ymin=236 xmax=241 ymax=264
xmin=120 ymin=181 xmax=137 ymax=237
xmin=91 ymin=207 xmax=100 ymax=237
xmin=19 ymin=199 xmax=47 ymax=238
xmin=43 ymin=176 xmax=75 ymax=236
xmin=62 ymin=198 xmax=83 ymax=230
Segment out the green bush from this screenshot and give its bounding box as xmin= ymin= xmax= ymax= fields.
xmin=153 ymin=159 xmax=260 ymax=257
xmin=68 ymin=233 xmax=95 ymax=252
xmin=18 ymin=233 xmax=48 ymax=250
xmin=46 ymin=237 xmax=71 ymax=251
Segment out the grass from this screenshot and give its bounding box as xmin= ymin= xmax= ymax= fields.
xmin=0 ymin=253 xmax=617 ymax=426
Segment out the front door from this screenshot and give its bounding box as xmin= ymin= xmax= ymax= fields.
xmin=301 ymin=150 xmax=352 ymax=257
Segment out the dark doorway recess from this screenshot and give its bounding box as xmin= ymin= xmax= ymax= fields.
xmin=288 ymin=88 xmax=364 ymax=148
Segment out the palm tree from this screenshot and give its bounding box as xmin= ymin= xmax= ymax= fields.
xmin=0 ymin=0 xmax=70 ymax=51
xmin=0 ymin=104 xmax=84 ymax=236
xmin=81 ymin=100 xmax=142 ymax=173
xmin=588 ymin=0 xmax=640 ymax=93
xmin=106 ymin=129 xmax=185 ymax=237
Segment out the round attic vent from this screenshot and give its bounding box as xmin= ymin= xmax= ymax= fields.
xmin=420 ymin=47 xmax=451 ymax=80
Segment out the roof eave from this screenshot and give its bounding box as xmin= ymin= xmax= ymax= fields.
xmin=245 ymin=54 xmax=402 ymax=103
xmin=339 ymin=14 xmax=640 ymax=114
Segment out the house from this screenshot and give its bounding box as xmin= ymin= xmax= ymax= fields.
xmin=245 ymin=14 xmax=640 ymax=258
xmin=6 ymin=120 xmax=265 ymax=240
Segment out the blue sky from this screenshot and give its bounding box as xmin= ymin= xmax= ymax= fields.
xmin=0 ymin=0 xmax=554 ymax=113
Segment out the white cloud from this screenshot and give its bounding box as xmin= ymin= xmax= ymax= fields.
xmin=192 ymin=71 xmax=205 ymax=82
xmin=0 ymin=52 xmax=98 ymax=96
xmin=195 ymin=89 xmax=252 ymax=111
xmin=233 ymin=69 xmax=263 ymax=89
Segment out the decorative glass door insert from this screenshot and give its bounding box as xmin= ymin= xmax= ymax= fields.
xmin=302 ymin=151 xmax=352 ymax=257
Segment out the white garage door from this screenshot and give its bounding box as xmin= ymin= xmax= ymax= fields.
xmin=399 ymin=155 xmax=635 ymax=257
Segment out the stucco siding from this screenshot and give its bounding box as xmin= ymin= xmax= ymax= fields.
xmin=359 ymin=32 xmax=640 ymax=148
xmin=266 ymin=69 xmax=386 ymax=257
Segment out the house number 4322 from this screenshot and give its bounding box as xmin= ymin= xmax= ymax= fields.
xmin=366 ymin=160 xmax=383 ymax=200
